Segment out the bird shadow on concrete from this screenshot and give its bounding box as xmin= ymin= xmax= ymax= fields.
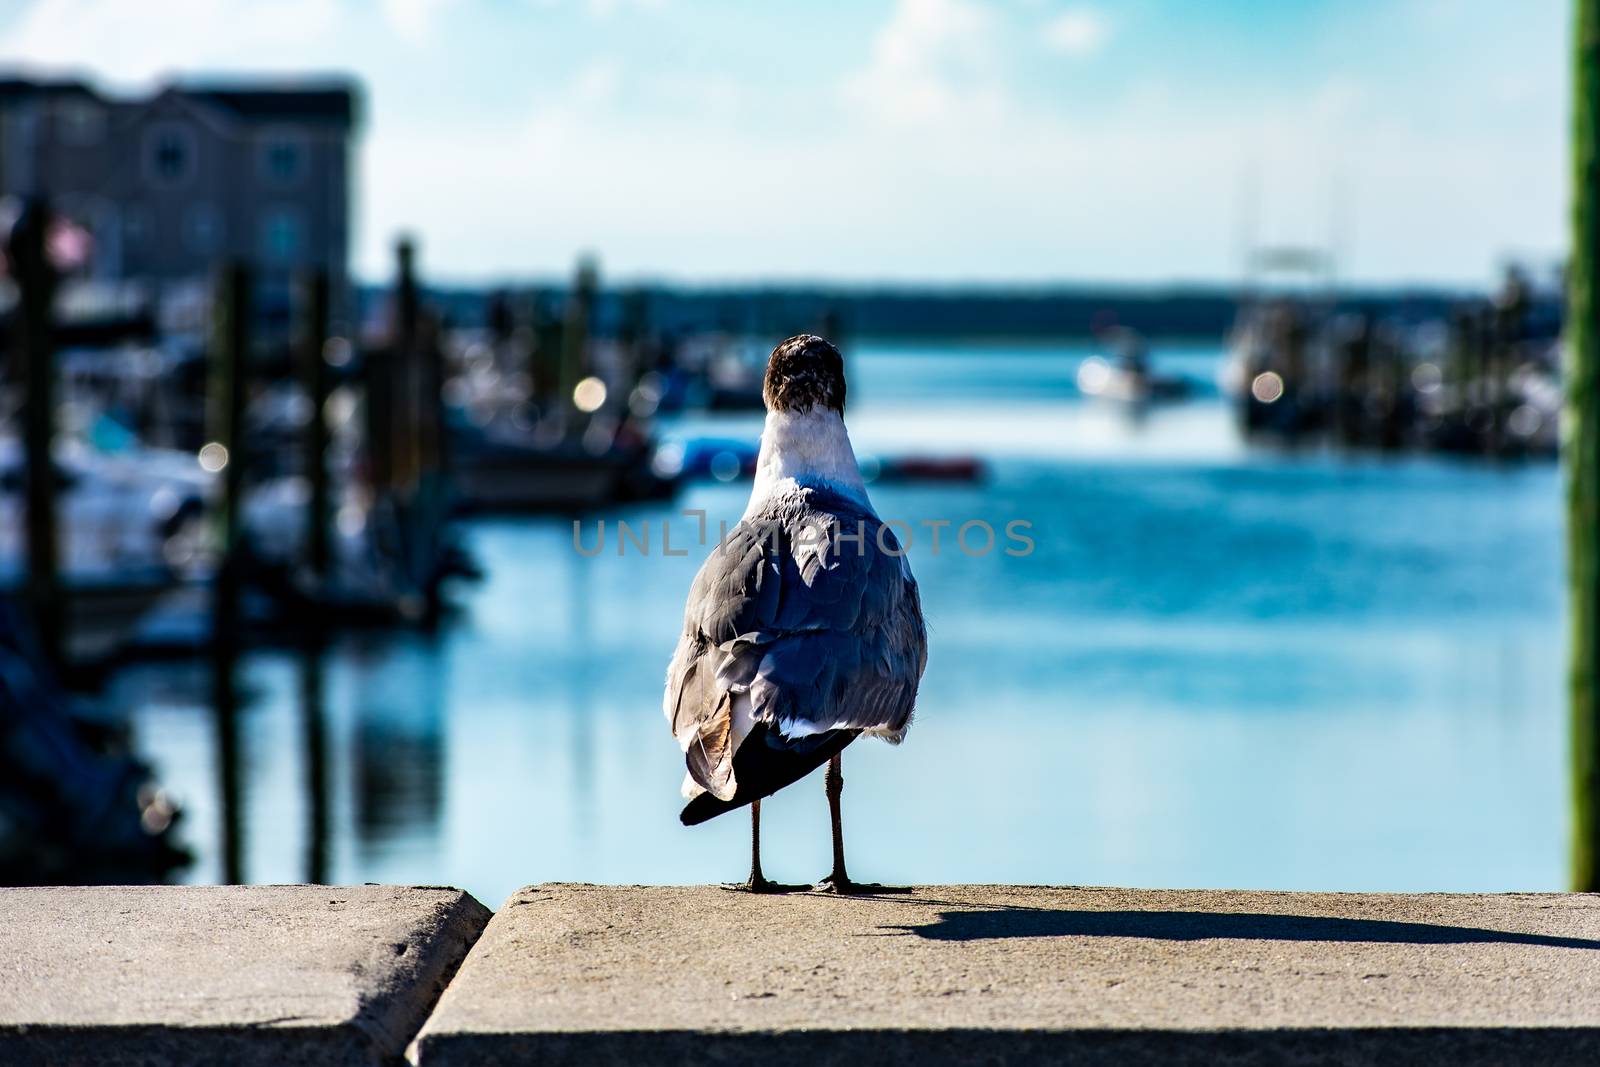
xmin=890 ymin=909 xmax=1600 ymax=950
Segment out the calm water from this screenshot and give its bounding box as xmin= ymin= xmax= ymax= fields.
xmin=115 ymin=339 xmax=1567 ymax=907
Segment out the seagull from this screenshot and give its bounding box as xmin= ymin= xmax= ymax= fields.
xmin=664 ymin=334 xmax=927 ymax=894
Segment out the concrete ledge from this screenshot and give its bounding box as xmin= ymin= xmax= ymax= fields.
xmin=408 ymin=884 xmax=1600 ymax=1066
xmin=0 ymin=884 xmax=490 ymax=1066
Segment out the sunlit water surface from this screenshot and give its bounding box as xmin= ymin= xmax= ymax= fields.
xmin=115 ymin=339 xmax=1566 ymax=907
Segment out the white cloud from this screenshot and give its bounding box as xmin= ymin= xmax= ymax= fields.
xmin=523 ymin=0 xmax=668 ymax=18
xmin=583 ymin=0 xmax=667 ymax=18
xmin=0 ymin=0 xmax=342 ymax=83
xmin=352 ymin=0 xmax=1561 ymax=285
xmin=841 ymin=0 xmax=1005 ymax=124
xmin=569 ymin=58 xmax=622 ymax=104
xmin=381 ymin=0 xmax=457 ymax=43
xmin=0 ymin=0 xmax=1567 ymax=285
xmin=1042 ymin=7 xmax=1110 ymax=56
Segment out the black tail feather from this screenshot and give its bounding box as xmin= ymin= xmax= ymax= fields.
xmin=680 ymin=725 xmax=858 ymax=826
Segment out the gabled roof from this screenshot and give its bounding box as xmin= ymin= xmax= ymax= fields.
xmin=180 ymin=80 xmax=360 ymax=127
xmin=0 ymin=75 xmax=102 ymax=102
xmin=0 ymin=71 xmax=360 ymax=129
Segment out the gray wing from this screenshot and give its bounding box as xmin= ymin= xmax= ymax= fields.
xmin=664 ymin=487 xmax=927 ymax=799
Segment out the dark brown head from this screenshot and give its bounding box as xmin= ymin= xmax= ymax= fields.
xmin=763 ymin=334 xmax=846 ymax=415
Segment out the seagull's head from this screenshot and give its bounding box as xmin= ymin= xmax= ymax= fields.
xmin=763 ymin=334 xmax=846 ymax=417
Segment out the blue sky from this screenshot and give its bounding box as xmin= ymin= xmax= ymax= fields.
xmin=0 ymin=0 xmax=1570 ymax=286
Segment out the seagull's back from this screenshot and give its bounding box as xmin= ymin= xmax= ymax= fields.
xmin=664 ymin=338 xmax=926 ymax=825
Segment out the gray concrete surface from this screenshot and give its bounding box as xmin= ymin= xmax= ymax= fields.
xmin=409 ymin=884 xmax=1600 ymax=1066
xmin=0 ymin=883 xmax=490 ymax=1066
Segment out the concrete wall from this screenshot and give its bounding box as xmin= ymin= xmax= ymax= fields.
xmin=4 ymin=884 xmax=1598 ymax=1066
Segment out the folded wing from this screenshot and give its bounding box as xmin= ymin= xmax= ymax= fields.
xmin=664 ymin=486 xmax=927 ymax=811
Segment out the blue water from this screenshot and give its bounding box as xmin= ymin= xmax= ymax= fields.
xmin=115 ymin=339 xmax=1568 ymax=908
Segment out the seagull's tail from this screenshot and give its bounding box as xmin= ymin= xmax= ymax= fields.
xmin=679 ymin=724 xmax=858 ymax=826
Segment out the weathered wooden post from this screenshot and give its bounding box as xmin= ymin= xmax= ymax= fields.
xmin=8 ymin=199 xmax=62 ymax=668
xmin=1478 ymin=305 xmax=1501 ymax=455
xmin=299 ymin=270 xmax=332 ymax=580
xmin=559 ymin=257 xmax=597 ymax=432
xmin=420 ymin=307 xmax=448 ymax=478
xmin=365 ymin=346 xmax=394 ymax=496
xmin=1569 ymin=0 xmax=1600 ymax=891
xmin=209 ymin=261 xmax=251 ymax=886
xmin=295 ymin=278 xmax=332 ymax=881
xmin=394 ymin=236 xmax=422 ymax=492
xmin=1480 ymin=305 xmax=1498 ymax=452
xmin=1337 ymin=316 xmax=1371 ymax=446
xmin=211 ymin=263 xmax=251 ymax=638
xmin=532 ymin=295 xmax=565 ymax=413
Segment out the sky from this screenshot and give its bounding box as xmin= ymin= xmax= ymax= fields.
xmin=0 ymin=0 xmax=1571 ymax=287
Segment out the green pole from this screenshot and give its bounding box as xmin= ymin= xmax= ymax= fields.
xmin=1569 ymin=0 xmax=1600 ymax=891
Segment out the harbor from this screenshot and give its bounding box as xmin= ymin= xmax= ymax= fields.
xmin=0 ymin=194 xmax=1571 ymax=897
xmin=0 ymin=0 xmax=1594 ymax=1062
xmin=75 ymin=339 xmax=1562 ymax=905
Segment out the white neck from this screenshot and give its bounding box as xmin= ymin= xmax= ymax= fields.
xmin=744 ymin=407 xmax=871 ymax=517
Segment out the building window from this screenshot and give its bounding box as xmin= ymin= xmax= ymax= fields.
xmin=56 ymin=99 xmax=105 ymax=146
xmin=185 ymin=203 xmax=223 ymax=254
xmin=144 ymin=123 xmax=196 ymax=187
xmin=260 ymin=133 xmax=304 ymax=185
xmin=123 ymin=205 xmax=150 ymax=247
xmin=260 ymin=207 xmax=302 ymax=262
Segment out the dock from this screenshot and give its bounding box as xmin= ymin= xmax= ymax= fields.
xmin=3 ymin=884 xmax=1598 ymax=1065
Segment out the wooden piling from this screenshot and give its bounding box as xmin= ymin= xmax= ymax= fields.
xmin=210 ymin=263 xmax=251 ymax=640
xmin=298 ymin=271 xmax=332 ymax=580
xmin=559 ymin=257 xmax=597 ymax=431
xmin=419 ymin=305 xmax=448 ymax=478
xmin=7 ymin=199 xmax=62 ymax=668
xmin=1337 ymin=317 xmax=1372 ymax=446
xmin=1568 ymin=0 xmax=1600 ymax=891
xmin=394 ymin=237 xmax=422 ymax=491
xmin=532 ymin=296 xmax=564 ymax=410
xmin=208 ymin=261 xmax=251 ymax=886
xmin=365 ymin=345 xmax=394 ymax=495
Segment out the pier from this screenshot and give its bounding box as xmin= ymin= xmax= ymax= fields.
xmin=3 ymin=884 xmax=1597 ymax=1066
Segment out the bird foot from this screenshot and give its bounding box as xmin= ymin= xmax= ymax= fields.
xmin=722 ymin=876 xmax=807 ymax=894
xmin=812 ymin=875 xmax=914 ymax=896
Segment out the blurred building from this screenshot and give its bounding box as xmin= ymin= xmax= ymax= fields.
xmin=0 ymin=74 xmax=358 ymax=300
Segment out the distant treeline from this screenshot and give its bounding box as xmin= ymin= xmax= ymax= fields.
xmin=361 ymin=283 xmax=1486 ymax=341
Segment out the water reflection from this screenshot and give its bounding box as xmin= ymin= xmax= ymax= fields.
xmin=209 ymin=648 xmax=243 ymax=885
xmin=350 ymin=637 xmax=445 ymax=858
xmin=299 ymin=646 xmax=330 ymax=884
xmin=565 ymin=545 xmax=597 ymax=843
